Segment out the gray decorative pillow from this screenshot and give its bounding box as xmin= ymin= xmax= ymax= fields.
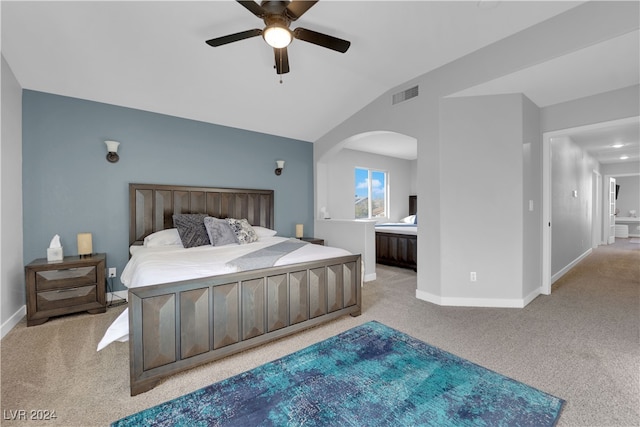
xmin=172 ymin=214 xmax=210 ymax=248
xmin=204 ymin=217 xmax=238 ymax=246
xmin=226 ymin=218 xmax=259 ymax=244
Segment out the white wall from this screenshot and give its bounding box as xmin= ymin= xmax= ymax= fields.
xmin=314 ymin=219 xmax=377 ymax=282
xmin=314 ymin=2 xmax=639 ymax=306
xmin=323 ymin=148 xmax=413 ymax=221
xmin=437 ymin=94 xmax=525 ymax=304
xmin=522 ymin=96 xmax=542 ymax=298
xmin=601 ymin=161 xmax=640 ymax=177
xmin=410 ymin=159 xmax=418 ymax=196
xmin=550 ymin=136 xmax=600 ymax=276
xmin=542 ymin=85 xmax=640 ymax=133
xmin=1 ymin=55 xmax=25 ymax=338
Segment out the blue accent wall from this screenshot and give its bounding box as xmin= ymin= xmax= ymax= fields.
xmin=22 ymin=90 xmax=313 ymax=291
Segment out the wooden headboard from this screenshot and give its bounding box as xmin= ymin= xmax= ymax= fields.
xmin=409 ymin=195 xmax=417 ymax=216
xmin=129 ymin=183 xmax=274 ymax=246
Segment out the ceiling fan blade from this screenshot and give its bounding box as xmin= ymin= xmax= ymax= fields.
xmin=206 ymin=29 xmax=262 ymax=47
xmin=237 ymin=0 xmax=266 ymax=18
xmin=293 ymin=27 xmax=350 ymax=53
xmin=274 ymin=47 xmax=290 ymax=74
xmin=286 ymin=1 xmax=318 ymax=21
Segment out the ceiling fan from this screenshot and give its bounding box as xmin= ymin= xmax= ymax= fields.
xmin=205 ymin=0 xmax=351 ymax=76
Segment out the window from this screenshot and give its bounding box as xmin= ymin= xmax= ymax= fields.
xmin=355 ymin=168 xmax=387 ymax=219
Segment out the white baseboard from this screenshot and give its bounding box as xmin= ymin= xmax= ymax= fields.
xmin=1 ymin=305 xmax=26 ymax=340
xmin=415 ymin=289 xmax=532 ymax=308
xmin=364 ymin=273 xmax=376 ymax=282
xmin=1 ymin=292 xmax=127 ymax=340
xmin=414 ymin=246 xmax=593 ymax=308
xmin=522 ymin=288 xmax=542 ymax=306
xmin=551 ymin=248 xmax=592 ymax=284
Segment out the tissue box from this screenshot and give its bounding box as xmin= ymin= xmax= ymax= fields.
xmin=47 ymin=247 xmax=63 ymax=262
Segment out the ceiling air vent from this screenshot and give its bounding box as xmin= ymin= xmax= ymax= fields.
xmin=392 ymin=85 xmax=419 ymax=105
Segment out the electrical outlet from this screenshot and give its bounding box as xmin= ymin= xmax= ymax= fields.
xmin=108 ymin=267 xmax=117 ymax=278
xmin=470 ymin=272 xmax=477 ymax=282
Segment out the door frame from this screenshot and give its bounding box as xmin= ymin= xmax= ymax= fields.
xmin=592 ymin=170 xmax=602 ymax=248
xmin=606 ymin=176 xmax=617 ymax=244
xmin=604 ymin=172 xmax=640 ymax=241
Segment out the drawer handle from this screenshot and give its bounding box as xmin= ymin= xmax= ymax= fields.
xmin=55 ymin=287 xmax=84 ymax=293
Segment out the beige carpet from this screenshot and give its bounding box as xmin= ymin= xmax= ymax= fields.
xmin=1 ymin=239 xmax=638 ymax=426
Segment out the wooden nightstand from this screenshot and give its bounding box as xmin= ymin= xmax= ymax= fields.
xmin=24 ymin=253 xmax=106 ymax=326
xmin=299 ymin=237 xmax=325 ymax=246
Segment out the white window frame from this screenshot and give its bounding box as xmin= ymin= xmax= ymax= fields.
xmin=355 ymin=167 xmax=388 ymax=219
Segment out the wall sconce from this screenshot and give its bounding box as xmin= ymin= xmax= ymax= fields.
xmin=105 ymin=140 xmax=120 ymax=163
xmin=275 ymin=160 xmax=285 ymax=176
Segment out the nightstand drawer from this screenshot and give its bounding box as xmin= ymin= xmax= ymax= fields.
xmin=25 ymin=253 xmax=106 ymax=326
xmin=36 ymin=266 xmax=97 ymax=291
xmin=36 ymin=285 xmax=97 ymax=311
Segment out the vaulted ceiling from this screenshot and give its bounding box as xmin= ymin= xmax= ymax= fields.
xmin=2 ymin=1 xmax=638 ymax=163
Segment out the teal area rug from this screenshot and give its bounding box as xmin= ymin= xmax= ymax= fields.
xmin=113 ymin=321 xmax=564 ymax=426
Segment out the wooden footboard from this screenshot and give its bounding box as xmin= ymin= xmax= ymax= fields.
xmin=375 ymin=231 xmax=417 ymax=271
xmin=128 ymin=255 xmax=361 ymax=396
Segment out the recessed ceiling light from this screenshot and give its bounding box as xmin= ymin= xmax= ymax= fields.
xmin=620 ymin=155 xmax=629 ymax=160
xmin=611 ymin=143 xmax=625 ymax=148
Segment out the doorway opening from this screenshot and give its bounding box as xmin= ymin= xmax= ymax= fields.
xmin=542 ymin=116 xmax=639 ymax=295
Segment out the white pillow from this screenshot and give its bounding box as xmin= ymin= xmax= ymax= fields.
xmin=253 ymin=226 xmax=278 ymax=238
xmin=401 ymin=215 xmax=416 ymax=224
xmin=143 ymin=228 xmax=183 ymax=247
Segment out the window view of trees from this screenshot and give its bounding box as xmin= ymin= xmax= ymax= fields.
xmin=355 ymin=168 xmax=387 ymax=219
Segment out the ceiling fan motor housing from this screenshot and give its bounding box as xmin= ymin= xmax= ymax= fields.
xmin=260 ymin=2 xmax=293 ymax=48
xmin=260 ymin=1 xmax=290 ymax=14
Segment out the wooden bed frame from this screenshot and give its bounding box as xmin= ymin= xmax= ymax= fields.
xmin=375 ymin=195 xmax=417 ymax=271
xmin=127 ymin=184 xmax=362 ymax=396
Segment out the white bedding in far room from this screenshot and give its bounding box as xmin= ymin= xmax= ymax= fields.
xmin=374 ymin=224 xmax=417 ymax=235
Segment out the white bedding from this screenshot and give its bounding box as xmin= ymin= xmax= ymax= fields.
xmin=97 ymin=237 xmax=351 ymax=350
xmin=375 ymin=224 xmax=417 ymax=236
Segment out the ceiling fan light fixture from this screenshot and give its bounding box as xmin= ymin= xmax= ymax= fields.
xmin=263 ymin=24 xmax=292 ymax=48
xmin=205 ymin=1 xmax=350 ymax=75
